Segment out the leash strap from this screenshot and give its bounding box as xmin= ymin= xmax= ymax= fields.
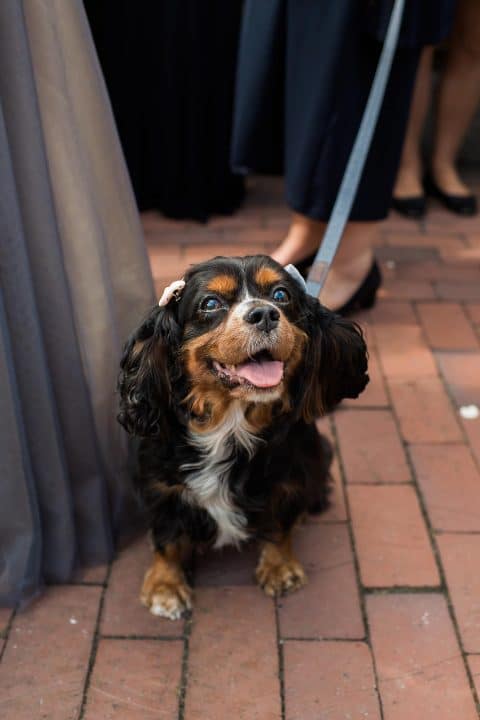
xmin=305 ymin=0 xmax=406 ymax=298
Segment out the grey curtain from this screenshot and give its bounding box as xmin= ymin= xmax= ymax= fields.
xmin=0 ymin=0 xmax=155 ymax=605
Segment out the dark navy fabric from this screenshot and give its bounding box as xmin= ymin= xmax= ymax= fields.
xmin=231 ymin=0 xmax=455 ymax=221
xmin=366 ymin=0 xmax=456 ymax=47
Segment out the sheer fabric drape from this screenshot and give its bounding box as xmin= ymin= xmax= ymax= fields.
xmin=0 ymin=0 xmax=154 ymax=605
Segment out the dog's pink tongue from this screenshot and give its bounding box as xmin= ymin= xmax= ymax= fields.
xmin=235 ymin=359 xmax=284 ymax=388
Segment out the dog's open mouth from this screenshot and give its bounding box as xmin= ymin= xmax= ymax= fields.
xmin=212 ymin=350 xmax=284 ymax=389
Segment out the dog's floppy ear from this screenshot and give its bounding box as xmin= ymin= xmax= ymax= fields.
xmin=300 ymin=299 xmax=369 ymax=421
xmin=117 ymin=303 xmax=181 ymax=437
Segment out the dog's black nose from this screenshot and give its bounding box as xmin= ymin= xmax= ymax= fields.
xmin=245 ymin=305 xmax=280 ymax=332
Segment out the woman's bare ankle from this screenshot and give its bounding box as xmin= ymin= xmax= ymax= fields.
xmin=271 ymin=213 xmax=325 ymax=266
xmin=393 ymin=165 xmax=423 ymax=198
xmin=431 ymin=160 xmax=472 ymax=196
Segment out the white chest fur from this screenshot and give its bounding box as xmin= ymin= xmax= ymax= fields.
xmin=181 ymin=403 xmax=259 ymax=548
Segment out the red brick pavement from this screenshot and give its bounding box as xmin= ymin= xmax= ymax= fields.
xmin=1 ymin=176 xmax=480 ymax=718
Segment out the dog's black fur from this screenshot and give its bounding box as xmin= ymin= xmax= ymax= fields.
xmin=118 ymin=255 xmax=368 ymax=611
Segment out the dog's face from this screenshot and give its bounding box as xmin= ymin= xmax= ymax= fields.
xmin=118 ymin=255 xmax=369 ymax=436
xmin=179 ymin=257 xmax=308 ymax=405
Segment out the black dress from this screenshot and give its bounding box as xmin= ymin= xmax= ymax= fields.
xmin=231 ymin=0 xmax=456 ymax=222
xmin=85 ymin=1 xmax=245 ymax=222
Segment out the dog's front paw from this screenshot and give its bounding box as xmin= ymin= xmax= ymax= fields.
xmin=140 ymin=573 xmax=192 ymax=620
xmin=255 ymin=555 xmax=307 ymax=597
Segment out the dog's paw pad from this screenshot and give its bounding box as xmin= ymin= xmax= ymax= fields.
xmin=141 ymin=582 xmax=192 ymax=620
xmin=256 ymin=558 xmax=307 ymax=597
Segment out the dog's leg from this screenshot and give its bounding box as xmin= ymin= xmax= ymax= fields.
xmin=140 ymin=537 xmax=192 ymax=620
xmin=256 ymin=530 xmax=307 ymax=597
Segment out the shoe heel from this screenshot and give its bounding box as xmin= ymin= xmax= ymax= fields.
xmin=357 ymin=263 xmax=381 ymax=309
xmin=359 ymin=286 xmax=378 ymax=310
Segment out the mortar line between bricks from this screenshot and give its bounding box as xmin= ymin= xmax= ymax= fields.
xmin=0 ymin=606 xmax=18 ymax=664
xmin=363 ymin=586 xmax=442 ymax=594
xmin=100 ymin=634 xmax=184 ymax=641
xmin=435 ymin=529 xmax=480 ymax=536
xmin=329 ymin=413 xmax=386 ymax=720
xmin=344 ymin=480 xmax=413 ymax=486
xmin=274 ymin=599 xmax=286 ymax=720
xmin=282 ymin=636 xmax=366 ymax=643
xmin=177 ymin=552 xmax=199 ymax=720
xmin=177 ymin=613 xmax=193 ymax=720
xmin=410 ymin=302 xmax=480 ymax=715
xmin=461 ymin=300 xmax=480 ymax=345
xmin=77 ymin=564 xmax=112 ymax=720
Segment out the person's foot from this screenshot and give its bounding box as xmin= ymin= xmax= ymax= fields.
xmin=319 ymin=248 xmax=374 ymax=312
xmin=393 ymin=166 xmax=424 ymax=199
xmin=392 ymin=167 xmax=427 ymax=219
xmin=425 ymin=164 xmax=477 ymax=216
xmin=431 ymin=162 xmax=472 ymax=197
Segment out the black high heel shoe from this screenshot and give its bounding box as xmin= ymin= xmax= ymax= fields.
xmin=293 ymin=254 xmax=382 ymax=315
xmin=424 ymin=173 xmax=477 ymax=216
xmin=336 ymin=260 xmax=382 ymax=316
xmin=392 ymin=195 xmax=426 ymax=219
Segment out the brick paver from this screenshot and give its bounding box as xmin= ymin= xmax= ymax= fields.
xmin=388 ymin=376 xmax=463 ymax=444
xmin=371 ymin=301 xmax=438 ymax=380
xmin=2 ymin=177 xmax=480 ymax=719
xmin=411 ymin=444 xmax=480 ymax=532
xmin=368 ymin=593 xmax=478 ymax=720
xmin=348 ymin=485 xmax=439 ymax=587
xmin=279 ymin=523 xmax=364 ymax=640
xmin=437 ymin=534 xmax=480 ymax=653
xmin=436 ymin=352 xmax=480 ymax=407
xmin=185 ymin=587 xmax=281 ymax=720
xmin=335 ymin=408 xmax=410 ymax=484
xmin=284 ymin=641 xmax=381 ymax=720
xmin=417 ymin=302 xmax=479 ymax=350
xmin=0 ymin=586 xmax=101 ymax=720
xmin=468 ymin=655 xmax=480 ymax=700
xmin=83 ymin=638 xmax=183 ymax=719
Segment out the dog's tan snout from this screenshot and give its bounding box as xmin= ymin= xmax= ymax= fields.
xmin=244 ymin=303 xmax=280 ymax=333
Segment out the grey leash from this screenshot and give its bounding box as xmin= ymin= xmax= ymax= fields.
xmin=305 ymin=0 xmax=406 ymax=298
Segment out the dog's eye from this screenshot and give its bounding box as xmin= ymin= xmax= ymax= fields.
xmin=200 ymin=296 xmax=223 ymax=312
xmin=272 ymin=287 xmax=290 ymax=303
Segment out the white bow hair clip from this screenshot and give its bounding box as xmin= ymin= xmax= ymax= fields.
xmin=158 ymin=279 xmax=186 ymax=307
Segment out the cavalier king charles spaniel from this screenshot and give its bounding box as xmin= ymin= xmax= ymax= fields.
xmin=118 ymin=255 xmax=368 ymax=619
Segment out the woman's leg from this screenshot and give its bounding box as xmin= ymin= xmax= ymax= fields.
xmin=272 ymin=212 xmax=376 ymax=311
xmin=318 ymin=222 xmax=376 ymax=310
xmin=431 ymin=0 xmax=480 ymax=196
xmin=271 ymin=213 xmax=324 ymax=266
xmin=393 ymin=47 xmax=434 ymax=198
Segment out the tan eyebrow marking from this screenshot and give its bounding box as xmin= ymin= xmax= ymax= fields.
xmin=255 ymin=267 xmax=282 ymax=287
xmin=206 ymin=274 xmax=238 ymax=295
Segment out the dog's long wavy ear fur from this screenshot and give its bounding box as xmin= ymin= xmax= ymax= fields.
xmin=117 ymin=303 xmax=181 ymax=437
xmin=301 ymin=298 xmax=369 ymax=421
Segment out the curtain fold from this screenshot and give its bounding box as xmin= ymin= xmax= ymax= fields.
xmin=0 ymin=0 xmax=155 ymax=606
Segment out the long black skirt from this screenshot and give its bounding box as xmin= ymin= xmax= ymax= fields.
xmin=231 ymin=0 xmax=455 ymax=221
xmin=85 ymin=1 xmax=245 ymax=222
